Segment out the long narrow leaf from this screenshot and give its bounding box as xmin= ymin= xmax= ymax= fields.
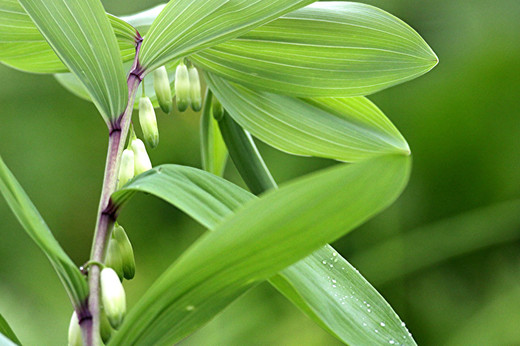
xmin=207 ymin=73 xmax=409 ymax=162
xmin=218 ymin=112 xmax=415 ymax=344
xmin=17 ymin=0 xmax=129 ymax=123
xmin=138 ymin=0 xmax=316 ymax=73
xmin=0 ymin=157 xmax=88 ymax=308
xmin=110 ymin=154 xmax=410 ymax=344
xmin=193 ymin=1 xmax=437 ymax=97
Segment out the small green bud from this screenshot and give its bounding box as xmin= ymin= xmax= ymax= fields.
xmin=101 ymin=267 xmax=126 ymax=330
xmin=188 ymin=66 xmax=202 ymax=112
xmin=131 ymin=138 xmax=152 ymax=175
xmin=175 ymin=62 xmax=190 ymax=112
xmin=68 ymin=312 xmax=82 ymax=346
xmin=153 ymin=66 xmax=173 ymax=114
xmin=211 ymin=95 xmax=224 ymax=121
xmin=139 ymin=96 xmax=159 ymax=149
xmin=113 ymin=225 xmax=135 ymax=280
xmin=117 ymin=149 xmax=134 ymax=190
xmin=105 ymin=236 xmax=124 ymax=281
xmin=100 ymin=308 xmax=113 ymax=343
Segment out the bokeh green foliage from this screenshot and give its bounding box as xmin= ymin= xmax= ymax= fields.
xmin=0 ymin=0 xmax=519 ymax=345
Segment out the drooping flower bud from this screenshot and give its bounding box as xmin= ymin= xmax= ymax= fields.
xmin=100 ymin=308 xmax=113 ymax=343
xmin=175 ymin=62 xmax=190 ymax=112
xmin=188 ymin=66 xmax=202 ymax=112
xmin=117 ymin=149 xmax=134 ymax=190
xmin=139 ymin=96 xmax=159 ymax=149
xmin=100 ymin=267 xmax=126 ymax=329
xmin=131 ymin=138 xmax=152 ymax=175
xmin=211 ymin=95 xmax=224 ymax=121
xmin=68 ymin=311 xmax=82 ymax=346
xmin=113 ymin=224 xmax=135 ymax=280
xmin=153 ymin=66 xmax=173 ymax=114
xmin=105 ymin=236 xmax=124 ymax=281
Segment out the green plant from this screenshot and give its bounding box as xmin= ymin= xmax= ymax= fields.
xmin=0 ymin=1 xmax=437 ymax=345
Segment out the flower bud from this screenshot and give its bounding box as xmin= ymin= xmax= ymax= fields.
xmin=188 ymin=66 xmax=202 ymax=112
xmin=68 ymin=311 xmax=82 ymax=346
xmin=101 ymin=267 xmax=126 ymax=329
xmin=139 ymin=96 xmax=159 ymax=149
xmin=131 ymin=138 xmax=152 ymax=175
xmin=153 ymin=66 xmax=173 ymax=114
xmin=117 ymin=149 xmax=134 ymax=190
xmin=105 ymin=236 xmax=124 ymax=281
xmin=113 ymin=225 xmax=135 ymax=280
xmin=212 ymin=95 xmax=224 ymax=121
xmin=175 ymin=62 xmax=190 ymax=112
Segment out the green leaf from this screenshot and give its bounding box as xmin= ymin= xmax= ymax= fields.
xmin=0 ymin=156 xmax=88 ymax=308
xmin=351 ymin=199 xmax=520 ymax=285
xmin=110 ymin=154 xmax=410 ymax=344
xmin=0 ymin=313 xmax=20 ymax=346
xmin=218 ymin=113 xmax=415 ymax=344
xmin=0 ymin=0 xmax=137 ymax=74
xmin=17 ymin=0 xmax=129 ymax=122
xmin=138 ymin=0 xmax=316 ymax=73
xmin=200 ymin=90 xmax=228 ymax=176
xmin=206 ymin=73 xmax=409 ymax=162
xmin=193 ymin=2 xmax=438 ymax=97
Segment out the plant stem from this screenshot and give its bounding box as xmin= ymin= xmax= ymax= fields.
xmin=80 ymin=34 xmax=143 ymax=345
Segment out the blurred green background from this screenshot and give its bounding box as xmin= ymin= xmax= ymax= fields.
xmin=1 ymin=0 xmax=519 ymax=344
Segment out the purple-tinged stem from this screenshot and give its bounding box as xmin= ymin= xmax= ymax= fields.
xmin=80 ymin=33 xmax=144 ymax=345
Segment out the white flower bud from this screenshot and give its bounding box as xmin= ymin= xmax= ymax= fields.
xmin=68 ymin=311 xmax=82 ymax=346
xmin=117 ymin=149 xmax=134 ymax=190
xmin=153 ymin=66 xmax=173 ymax=114
xmin=100 ymin=308 xmax=113 ymax=343
xmin=175 ymin=62 xmax=190 ymax=112
xmin=188 ymin=66 xmax=202 ymax=112
xmin=139 ymin=96 xmax=159 ymax=148
xmin=101 ymin=267 xmax=126 ymax=330
xmin=131 ymin=138 xmax=152 ymax=175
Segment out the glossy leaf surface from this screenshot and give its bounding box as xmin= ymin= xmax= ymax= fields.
xmin=193 ymin=1 xmax=438 ymax=96
xmin=110 ymin=155 xmax=410 ymax=344
xmin=138 ymin=0 xmax=316 ymax=73
xmin=207 ymin=73 xmax=409 ymax=162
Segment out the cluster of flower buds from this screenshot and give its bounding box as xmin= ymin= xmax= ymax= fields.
xmin=174 ymin=61 xmax=202 ymax=112
xmin=105 ymin=224 xmax=136 ymax=281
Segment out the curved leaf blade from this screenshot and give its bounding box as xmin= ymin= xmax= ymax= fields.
xmin=0 ymin=157 xmax=88 ymax=308
xmin=138 ymin=0 xmax=316 ymax=73
xmin=218 ymin=111 xmax=415 ymax=344
xmin=193 ymin=1 xmax=438 ymax=97
xmin=110 ymin=155 xmax=410 ymax=344
xmin=206 ymin=73 xmax=409 ymax=162
xmin=17 ymin=0 xmax=129 ymax=122
xmin=0 ymin=0 xmax=137 ymax=74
